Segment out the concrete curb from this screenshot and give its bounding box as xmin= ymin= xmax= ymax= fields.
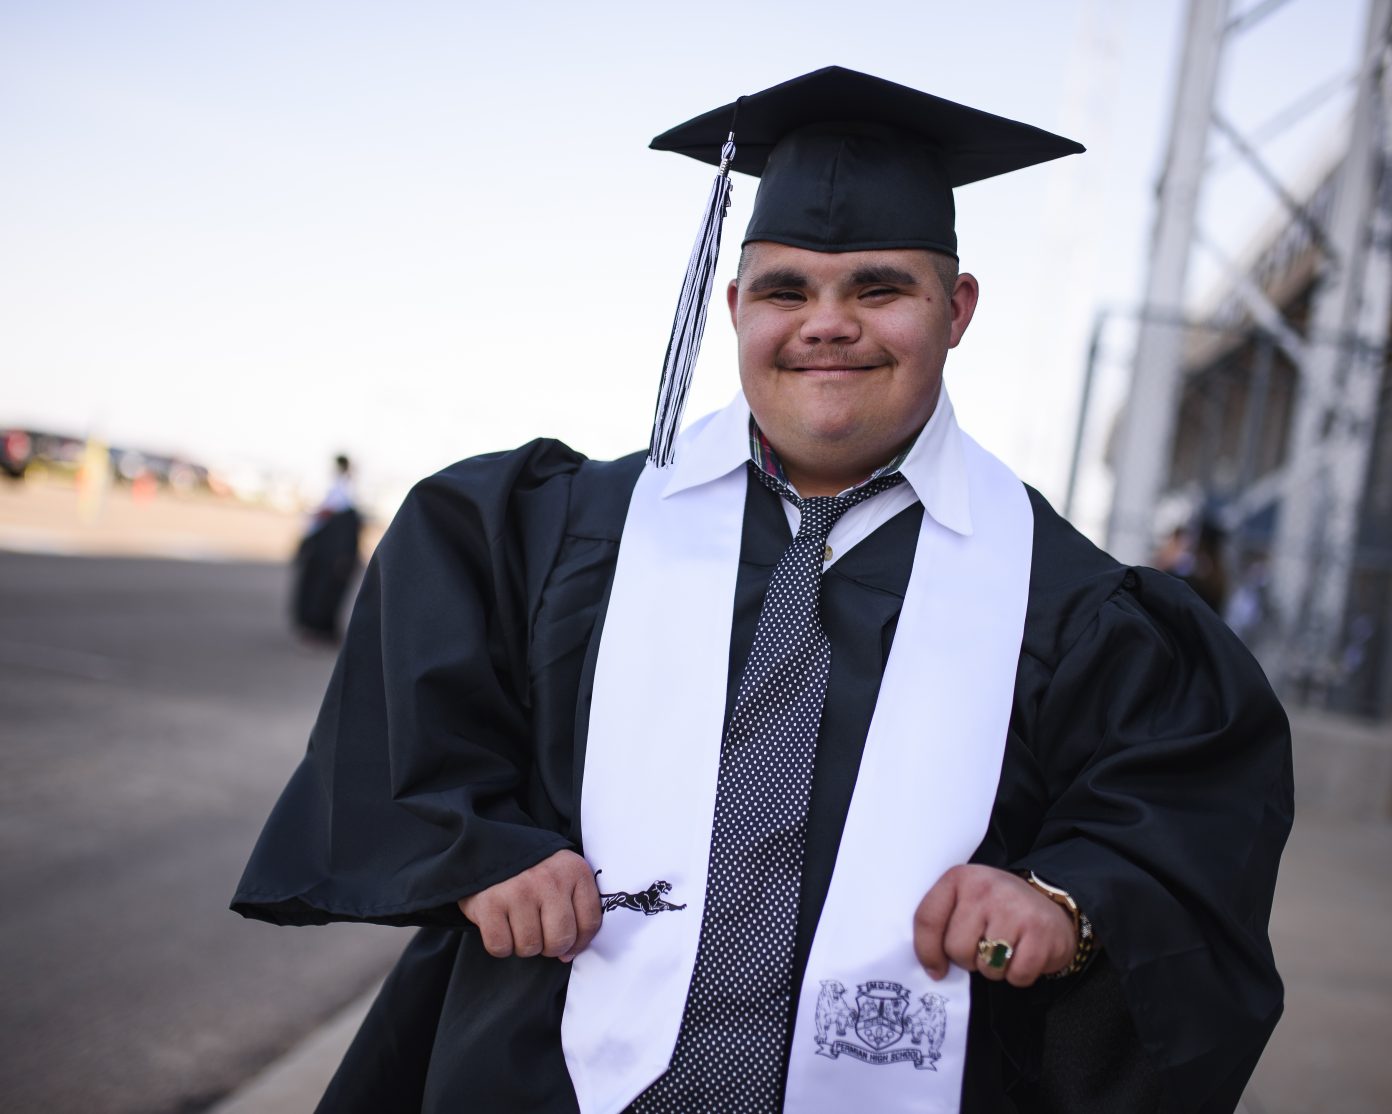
xmin=206 ymin=984 xmax=379 ymax=1114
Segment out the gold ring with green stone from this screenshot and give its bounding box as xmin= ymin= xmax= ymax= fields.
xmin=977 ymin=937 xmax=1014 ymax=969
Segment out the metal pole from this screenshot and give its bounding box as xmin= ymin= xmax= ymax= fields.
xmin=1108 ymin=0 xmax=1232 ymax=562
xmin=1064 ymin=311 xmax=1107 ymax=521
xmin=1268 ymin=0 xmax=1392 ymax=691
xmin=1238 ymin=331 xmax=1275 ymax=490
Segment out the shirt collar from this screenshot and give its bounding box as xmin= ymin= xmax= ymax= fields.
xmin=660 ymin=385 xmax=973 ymax=537
xmin=659 ymin=390 xmax=753 ymax=498
xmin=898 ymin=388 xmax=972 ymax=536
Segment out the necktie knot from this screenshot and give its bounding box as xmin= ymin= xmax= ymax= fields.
xmin=749 ymin=464 xmax=905 ymax=547
xmin=797 ymin=496 xmax=850 ymax=544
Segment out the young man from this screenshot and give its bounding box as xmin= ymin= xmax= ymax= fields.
xmin=234 ymin=68 xmax=1291 ymax=1113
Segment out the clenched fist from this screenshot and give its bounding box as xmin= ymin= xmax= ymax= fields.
xmin=913 ymin=865 xmax=1077 ymax=987
xmin=457 ymin=849 xmax=603 ymax=962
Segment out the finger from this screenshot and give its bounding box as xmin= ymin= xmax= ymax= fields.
xmin=944 ymin=904 xmax=991 ymax=977
xmin=974 ymin=935 xmax=1016 ymax=982
xmin=913 ymin=874 xmax=959 ymax=979
xmin=1038 ymin=903 xmax=1080 ymax=977
xmin=508 ymin=903 xmax=544 ymax=958
xmin=540 ymin=888 xmax=579 ymax=959
xmin=470 ymin=903 xmax=516 ymax=959
xmin=1003 ymin=931 xmax=1048 ymax=988
xmin=565 ymin=874 xmax=604 ymax=961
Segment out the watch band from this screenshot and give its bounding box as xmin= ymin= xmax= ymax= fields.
xmin=1023 ymin=871 xmax=1095 ymax=978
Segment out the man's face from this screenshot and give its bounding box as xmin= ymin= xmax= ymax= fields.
xmin=728 ymin=242 xmax=978 ymax=494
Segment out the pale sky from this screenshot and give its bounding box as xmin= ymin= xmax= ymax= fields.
xmin=0 ymin=0 xmax=1368 ymax=534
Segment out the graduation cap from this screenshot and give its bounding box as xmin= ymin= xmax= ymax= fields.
xmin=645 ymin=65 xmax=1084 ymax=466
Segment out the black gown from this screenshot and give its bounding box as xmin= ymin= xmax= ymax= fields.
xmin=233 ymin=440 xmax=1292 ymax=1113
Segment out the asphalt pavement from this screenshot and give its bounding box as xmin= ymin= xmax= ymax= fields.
xmin=0 ymin=550 xmax=406 ymax=1114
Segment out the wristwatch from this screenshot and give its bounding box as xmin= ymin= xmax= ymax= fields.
xmin=1023 ymin=871 xmax=1095 ymax=978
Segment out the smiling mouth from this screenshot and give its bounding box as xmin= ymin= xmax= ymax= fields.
xmin=777 ymin=349 xmax=887 ymax=373
xmin=786 ymin=364 xmax=882 ymax=373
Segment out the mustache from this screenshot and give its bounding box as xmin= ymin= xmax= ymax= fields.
xmin=775 ymin=347 xmax=887 ymax=370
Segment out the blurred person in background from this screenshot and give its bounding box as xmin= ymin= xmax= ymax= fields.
xmin=1155 ymin=517 xmax=1230 ymax=616
xmin=1226 ymin=555 xmax=1273 ymax=647
xmin=76 ymin=435 xmax=111 ymax=524
xmin=291 ymin=453 xmax=361 ymax=645
xmin=1152 ymin=523 xmax=1194 ymax=578
xmin=1183 ymin=518 xmax=1230 ymax=615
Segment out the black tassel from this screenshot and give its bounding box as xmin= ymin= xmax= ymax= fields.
xmin=648 ymin=132 xmax=736 ymax=467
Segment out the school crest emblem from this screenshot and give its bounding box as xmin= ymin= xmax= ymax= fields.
xmin=814 ymin=979 xmax=946 ymax=1070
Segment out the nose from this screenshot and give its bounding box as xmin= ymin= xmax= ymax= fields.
xmin=798 ymin=296 xmax=861 ymax=345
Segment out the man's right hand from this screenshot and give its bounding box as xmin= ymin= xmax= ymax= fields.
xmin=457 ymin=849 xmax=602 ymax=963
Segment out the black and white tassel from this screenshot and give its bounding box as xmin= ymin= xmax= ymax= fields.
xmin=648 ymin=133 xmax=736 ymax=467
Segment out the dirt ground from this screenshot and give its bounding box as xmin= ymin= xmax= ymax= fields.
xmin=0 ymin=475 xmax=383 ymax=563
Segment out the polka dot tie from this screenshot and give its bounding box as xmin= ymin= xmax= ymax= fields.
xmin=630 ymin=463 xmax=906 ymax=1112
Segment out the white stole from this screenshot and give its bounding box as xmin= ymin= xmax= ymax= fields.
xmin=562 ymin=395 xmax=1033 ymax=1113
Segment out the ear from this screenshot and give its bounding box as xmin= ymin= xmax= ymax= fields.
xmin=726 ymin=278 xmax=740 ymax=329
xmin=947 ymin=272 xmax=979 ymax=348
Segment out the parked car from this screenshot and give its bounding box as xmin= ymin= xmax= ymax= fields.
xmin=1 ymin=429 xmax=33 ymax=479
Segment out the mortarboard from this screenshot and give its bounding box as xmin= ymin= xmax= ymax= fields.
xmin=646 ymin=66 xmax=1084 ymax=466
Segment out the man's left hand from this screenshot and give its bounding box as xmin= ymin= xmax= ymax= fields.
xmin=913 ymin=865 xmax=1075 ymax=987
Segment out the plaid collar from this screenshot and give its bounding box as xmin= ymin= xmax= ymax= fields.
xmin=748 ymin=417 xmax=913 ymax=495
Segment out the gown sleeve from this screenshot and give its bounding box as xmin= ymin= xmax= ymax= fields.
xmin=1015 ymin=566 xmax=1293 ymax=1114
xmin=231 ymin=440 xmax=586 ymax=927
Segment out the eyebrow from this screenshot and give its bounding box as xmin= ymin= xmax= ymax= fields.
xmin=746 ymin=267 xmax=809 ymax=293
xmin=745 ymin=263 xmax=924 ymax=293
xmin=849 ymin=265 xmax=921 ymax=287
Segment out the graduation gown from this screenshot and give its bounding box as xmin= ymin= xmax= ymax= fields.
xmin=291 ymin=507 xmax=363 ymax=640
xmin=233 ymin=440 xmax=1292 ymax=1113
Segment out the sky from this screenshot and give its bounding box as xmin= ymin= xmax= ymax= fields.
xmin=0 ymin=0 xmax=1370 ymax=535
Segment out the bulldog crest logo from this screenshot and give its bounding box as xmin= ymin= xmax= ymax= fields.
xmin=814 ymin=979 xmax=946 ymax=1070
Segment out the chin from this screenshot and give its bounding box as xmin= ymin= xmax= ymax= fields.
xmin=798 ymin=418 xmax=866 ymax=445
xmin=791 ymin=401 xmax=878 ymax=444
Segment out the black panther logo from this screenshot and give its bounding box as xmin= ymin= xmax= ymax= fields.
xmin=595 ymin=871 xmax=687 ymax=915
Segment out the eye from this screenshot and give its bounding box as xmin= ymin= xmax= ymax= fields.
xmin=766 ymin=290 xmax=806 ymax=305
xmin=860 ymin=286 xmax=899 ymax=301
